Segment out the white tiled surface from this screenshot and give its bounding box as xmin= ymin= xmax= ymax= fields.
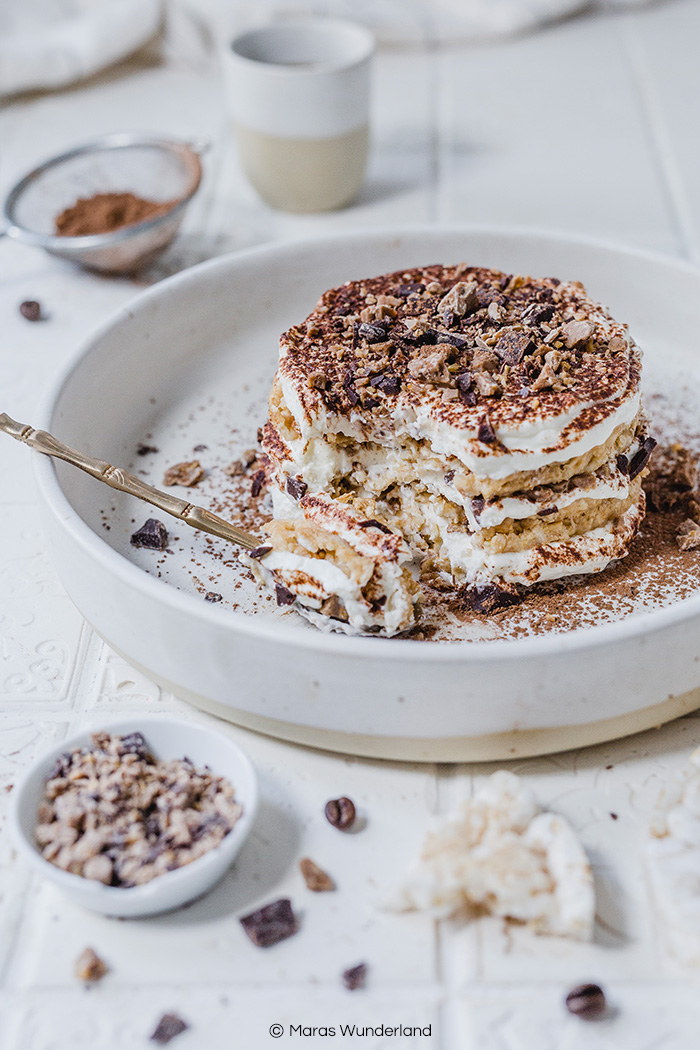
xmin=2 ymin=2 xmax=700 ymax=1047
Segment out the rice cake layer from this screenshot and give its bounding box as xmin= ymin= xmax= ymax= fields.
xmin=246 ymin=263 xmax=654 ymax=636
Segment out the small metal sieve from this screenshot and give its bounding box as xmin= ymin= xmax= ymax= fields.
xmin=1 ymin=133 xmax=206 ymax=274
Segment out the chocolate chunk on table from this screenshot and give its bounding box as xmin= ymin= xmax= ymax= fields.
xmin=240 ymin=898 xmax=299 ymax=947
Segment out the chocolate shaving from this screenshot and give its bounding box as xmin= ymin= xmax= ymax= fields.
xmin=471 ymin=495 xmax=485 ymax=519
xmin=249 ymin=545 xmax=273 ymax=560
xmin=477 ymin=414 xmax=498 ymax=444
xmin=456 ymin=371 xmax=476 ymax=406
xmin=240 ymin=898 xmax=298 ymax=947
xmin=537 ymin=506 xmax=559 ymax=517
xmin=251 ymin=469 xmax=266 ymax=497
xmin=130 ymin=518 xmax=169 ymax=551
xmin=286 ymin=476 xmax=308 ymax=500
xmin=275 ymin=584 xmax=296 ymax=606
xmin=358 ymin=321 xmax=388 ymax=343
xmin=369 ymin=373 xmax=401 ymax=395
xmin=435 ymin=329 xmax=469 ymax=348
xmin=357 ymin=518 xmax=392 ymax=534
xmin=343 ymin=377 xmax=360 ymax=405
xmin=136 ymin=443 xmax=159 ymax=456
xmin=628 ymin=437 xmax=657 ymax=480
xmin=460 ymin=581 xmax=522 ymax=614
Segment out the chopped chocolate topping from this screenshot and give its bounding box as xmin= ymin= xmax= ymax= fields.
xmin=456 ymin=370 xmax=474 ymax=404
xmin=300 ymin=857 xmax=335 ymax=892
xmin=130 ymin=518 xmax=169 ymax=551
xmin=115 ymin=732 xmax=153 ymax=761
xmin=358 ymin=321 xmax=388 ymax=343
xmin=325 ymin=796 xmax=356 ymax=830
xmin=342 ymin=962 xmax=367 ymax=991
xmin=537 ymin=506 xmax=559 ymax=517
xmin=369 ymin=372 xmax=401 ymax=395
xmin=240 ymin=898 xmax=299 ymax=947
xmin=19 ymin=300 xmax=43 ymax=322
xmin=616 ymin=453 xmax=629 ymax=475
xmin=477 ymin=414 xmax=498 ymax=444
xmin=435 ymin=330 xmax=469 ymax=348
xmin=565 ymin=984 xmax=607 ymax=1020
xmin=471 ymin=495 xmax=485 ymax=519
xmin=248 ymin=545 xmax=273 ymax=560
xmin=204 ymin=592 xmax=223 ymax=603
xmin=357 ymin=518 xmax=392 ymax=534
xmin=150 ymin=1013 xmax=189 ymax=1045
xmin=286 ymin=476 xmax=308 ymax=500
xmin=136 ymin=443 xmax=159 ymax=456
xmin=460 ymin=581 xmax=522 ymax=614
xmin=343 ymin=377 xmax=360 ymax=405
xmin=251 ymin=469 xmax=266 ymax=497
xmin=162 ymin=460 xmax=204 ymax=487
xmin=628 ymin=437 xmax=657 ymax=480
xmin=493 ymin=330 xmax=534 ymax=365
xmin=275 ymin=584 xmax=296 ymax=606
xmin=444 ymin=470 xmax=455 ymax=484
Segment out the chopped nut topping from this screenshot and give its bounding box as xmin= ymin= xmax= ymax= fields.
xmin=677 ymin=519 xmax=700 ymax=551
xmin=162 ymin=460 xmax=204 ymax=487
xmin=563 ymin=319 xmax=594 ymax=348
xmin=300 ymin=857 xmax=335 ymax=891
xmin=36 ymin=733 xmax=242 ymax=887
xmin=75 ymin=947 xmax=108 ymax=983
xmin=437 ymin=280 xmax=478 ymax=318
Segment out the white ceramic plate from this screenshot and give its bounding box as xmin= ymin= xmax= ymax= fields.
xmin=34 ymin=227 xmax=700 ymax=761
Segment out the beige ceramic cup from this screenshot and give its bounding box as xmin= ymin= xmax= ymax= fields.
xmin=223 ymin=18 xmax=374 ymax=213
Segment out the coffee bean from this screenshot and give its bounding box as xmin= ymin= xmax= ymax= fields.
xmin=19 ymin=300 xmax=42 ymax=322
xmin=325 ymin=796 xmax=356 ymax=830
xmin=565 ymin=983 xmax=606 ymax=1020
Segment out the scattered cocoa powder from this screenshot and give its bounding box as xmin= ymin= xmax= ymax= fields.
xmin=55 ymin=192 xmax=177 ymax=237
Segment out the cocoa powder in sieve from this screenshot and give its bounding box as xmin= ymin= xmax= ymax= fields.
xmin=55 ymin=192 xmax=176 ymax=237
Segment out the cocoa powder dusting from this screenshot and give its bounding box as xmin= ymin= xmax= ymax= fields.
xmin=55 ymin=192 xmax=176 ymax=237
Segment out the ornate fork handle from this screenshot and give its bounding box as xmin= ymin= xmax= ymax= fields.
xmin=0 ymin=412 xmax=261 ymax=550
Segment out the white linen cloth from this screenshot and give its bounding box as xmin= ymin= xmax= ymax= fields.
xmin=0 ymin=0 xmax=660 ymax=98
xmin=0 ymin=0 xmax=162 ymax=97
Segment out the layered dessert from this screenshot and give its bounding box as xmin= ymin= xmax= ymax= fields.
xmin=246 ymin=263 xmax=654 ymax=635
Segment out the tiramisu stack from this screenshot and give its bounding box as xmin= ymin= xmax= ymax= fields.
xmin=247 ymin=263 xmax=654 ymax=635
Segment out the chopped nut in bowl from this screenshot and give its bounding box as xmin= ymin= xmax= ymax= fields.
xmin=10 ymin=716 xmax=258 ymax=917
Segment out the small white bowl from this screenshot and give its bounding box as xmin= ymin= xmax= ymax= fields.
xmin=10 ymin=715 xmax=258 ymax=918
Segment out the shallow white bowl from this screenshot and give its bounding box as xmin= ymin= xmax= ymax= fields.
xmin=10 ymin=716 xmax=258 ymax=917
xmin=32 ymin=226 xmax=700 ymax=761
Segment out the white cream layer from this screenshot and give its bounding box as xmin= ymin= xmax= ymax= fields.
xmin=279 ymin=369 xmax=640 ymax=483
